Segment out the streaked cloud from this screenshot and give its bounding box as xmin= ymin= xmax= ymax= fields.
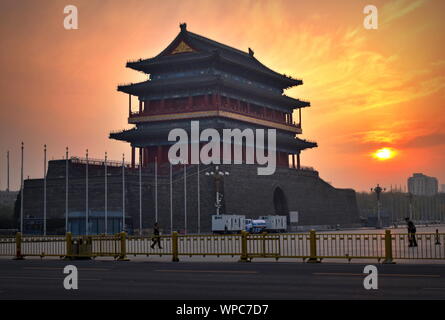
xmin=402 ymin=132 xmax=445 ymax=149
xmin=381 ymin=0 xmax=428 ymax=25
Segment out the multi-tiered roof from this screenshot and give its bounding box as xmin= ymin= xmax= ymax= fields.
xmin=111 ymin=23 xmax=316 ymax=168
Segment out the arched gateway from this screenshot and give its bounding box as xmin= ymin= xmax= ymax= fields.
xmin=273 ymin=187 xmax=289 ymax=216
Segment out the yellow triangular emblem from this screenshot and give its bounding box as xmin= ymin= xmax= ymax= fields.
xmin=170 ymin=41 xmax=195 ymax=55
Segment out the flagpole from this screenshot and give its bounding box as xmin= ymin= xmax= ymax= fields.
xmin=155 ymin=157 xmax=158 ymax=223
xmin=170 ymin=163 xmax=173 ymax=234
xmin=20 ymin=142 xmax=24 ymax=233
xmin=104 ymin=152 xmax=108 ymax=235
xmin=65 ymin=147 xmax=69 ymax=233
xmin=139 ymin=149 xmax=142 ymax=235
xmin=6 ymin=150 xmax=9 ymax=192
xmin=184 ymin=164 xmax=187 ymax=235
xmin=86 ymin=149 xmax=89 ymax=235
xmin=122 ymin=153 xmax=125 ymax=232
xmin=197 ymin=163 xmax=200 ymax=234
xmin=43 ymin=144 xmax=47 ymax=236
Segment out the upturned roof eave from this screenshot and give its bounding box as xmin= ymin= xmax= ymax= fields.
xmin=127 ymin=53 xmax=302 ymax=89
xmin=125 ymin=26 xmax=303 ymax=88
xmin=117 ymin=75 xmax=310 ymax=109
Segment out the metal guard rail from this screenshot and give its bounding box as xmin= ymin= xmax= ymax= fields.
xmin=0 ymin=230 xmax=444 ymax=263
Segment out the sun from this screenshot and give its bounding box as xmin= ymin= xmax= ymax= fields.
xmin=372 ymin=147 xmax=397 ymax=161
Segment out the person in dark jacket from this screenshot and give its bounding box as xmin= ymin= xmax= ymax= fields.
xmin=405 ymin=217 xmax=417 ymax=247
xmin=151 ymin=222 xmax=162 ymax=249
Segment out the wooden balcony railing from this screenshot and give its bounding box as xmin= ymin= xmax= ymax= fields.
xmin=129 ymin=104 xmax=301 ymax=129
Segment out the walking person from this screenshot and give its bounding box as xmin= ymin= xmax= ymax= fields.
xmin=405 ymin=217 xmax=417 ymax=247
xmin=151 ymin=222 xmax=163 ymax=249
xmin=435 ymin=229 xmax=441 ymax=245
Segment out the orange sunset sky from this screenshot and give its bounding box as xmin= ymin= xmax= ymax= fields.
xmin=0 ymin=0 xmax=444 ymax=192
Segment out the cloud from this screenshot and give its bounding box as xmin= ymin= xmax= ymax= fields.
xmin=271 ymin=24 xmax=445 ymax=131
xmin=331 ymin=119 xmax=445 ymax=154
xmin=381 ymin=0 xmax=428 ymax=25
xmin=356 ymin=130 xmax=403 ymax=144
xmin=401 ymin=132 xmax=445 ymax=149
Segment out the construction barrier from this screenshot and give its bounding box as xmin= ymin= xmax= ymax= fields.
xmin=0 ymin=230 xmax=444 ymax=263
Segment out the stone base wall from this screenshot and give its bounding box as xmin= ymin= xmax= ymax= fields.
xmin=21 ymin=161 xmax=360 ymax=233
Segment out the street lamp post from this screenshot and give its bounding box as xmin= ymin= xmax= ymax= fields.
xmin=371 ymin=184 xmax=386 ymax=229
xmin=205 ymin=166 xmax=229 ymax=216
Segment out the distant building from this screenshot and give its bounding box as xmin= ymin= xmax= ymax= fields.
xmin=407 ymin=173 xmax=438 ymax=196
xmin=0 ymin=191 xmax=18 ymax=207
xmin=440 ymin=184 xmax=445 ymax=193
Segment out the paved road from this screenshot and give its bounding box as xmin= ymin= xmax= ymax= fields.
xmin=0 ymin=259 xmax=444 ymax=299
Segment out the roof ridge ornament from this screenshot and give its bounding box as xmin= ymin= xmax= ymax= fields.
xmin=180 ymin=23 xmax=187 ymax=32
xmin=248 ymin=47 xmax=254 ymax=57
